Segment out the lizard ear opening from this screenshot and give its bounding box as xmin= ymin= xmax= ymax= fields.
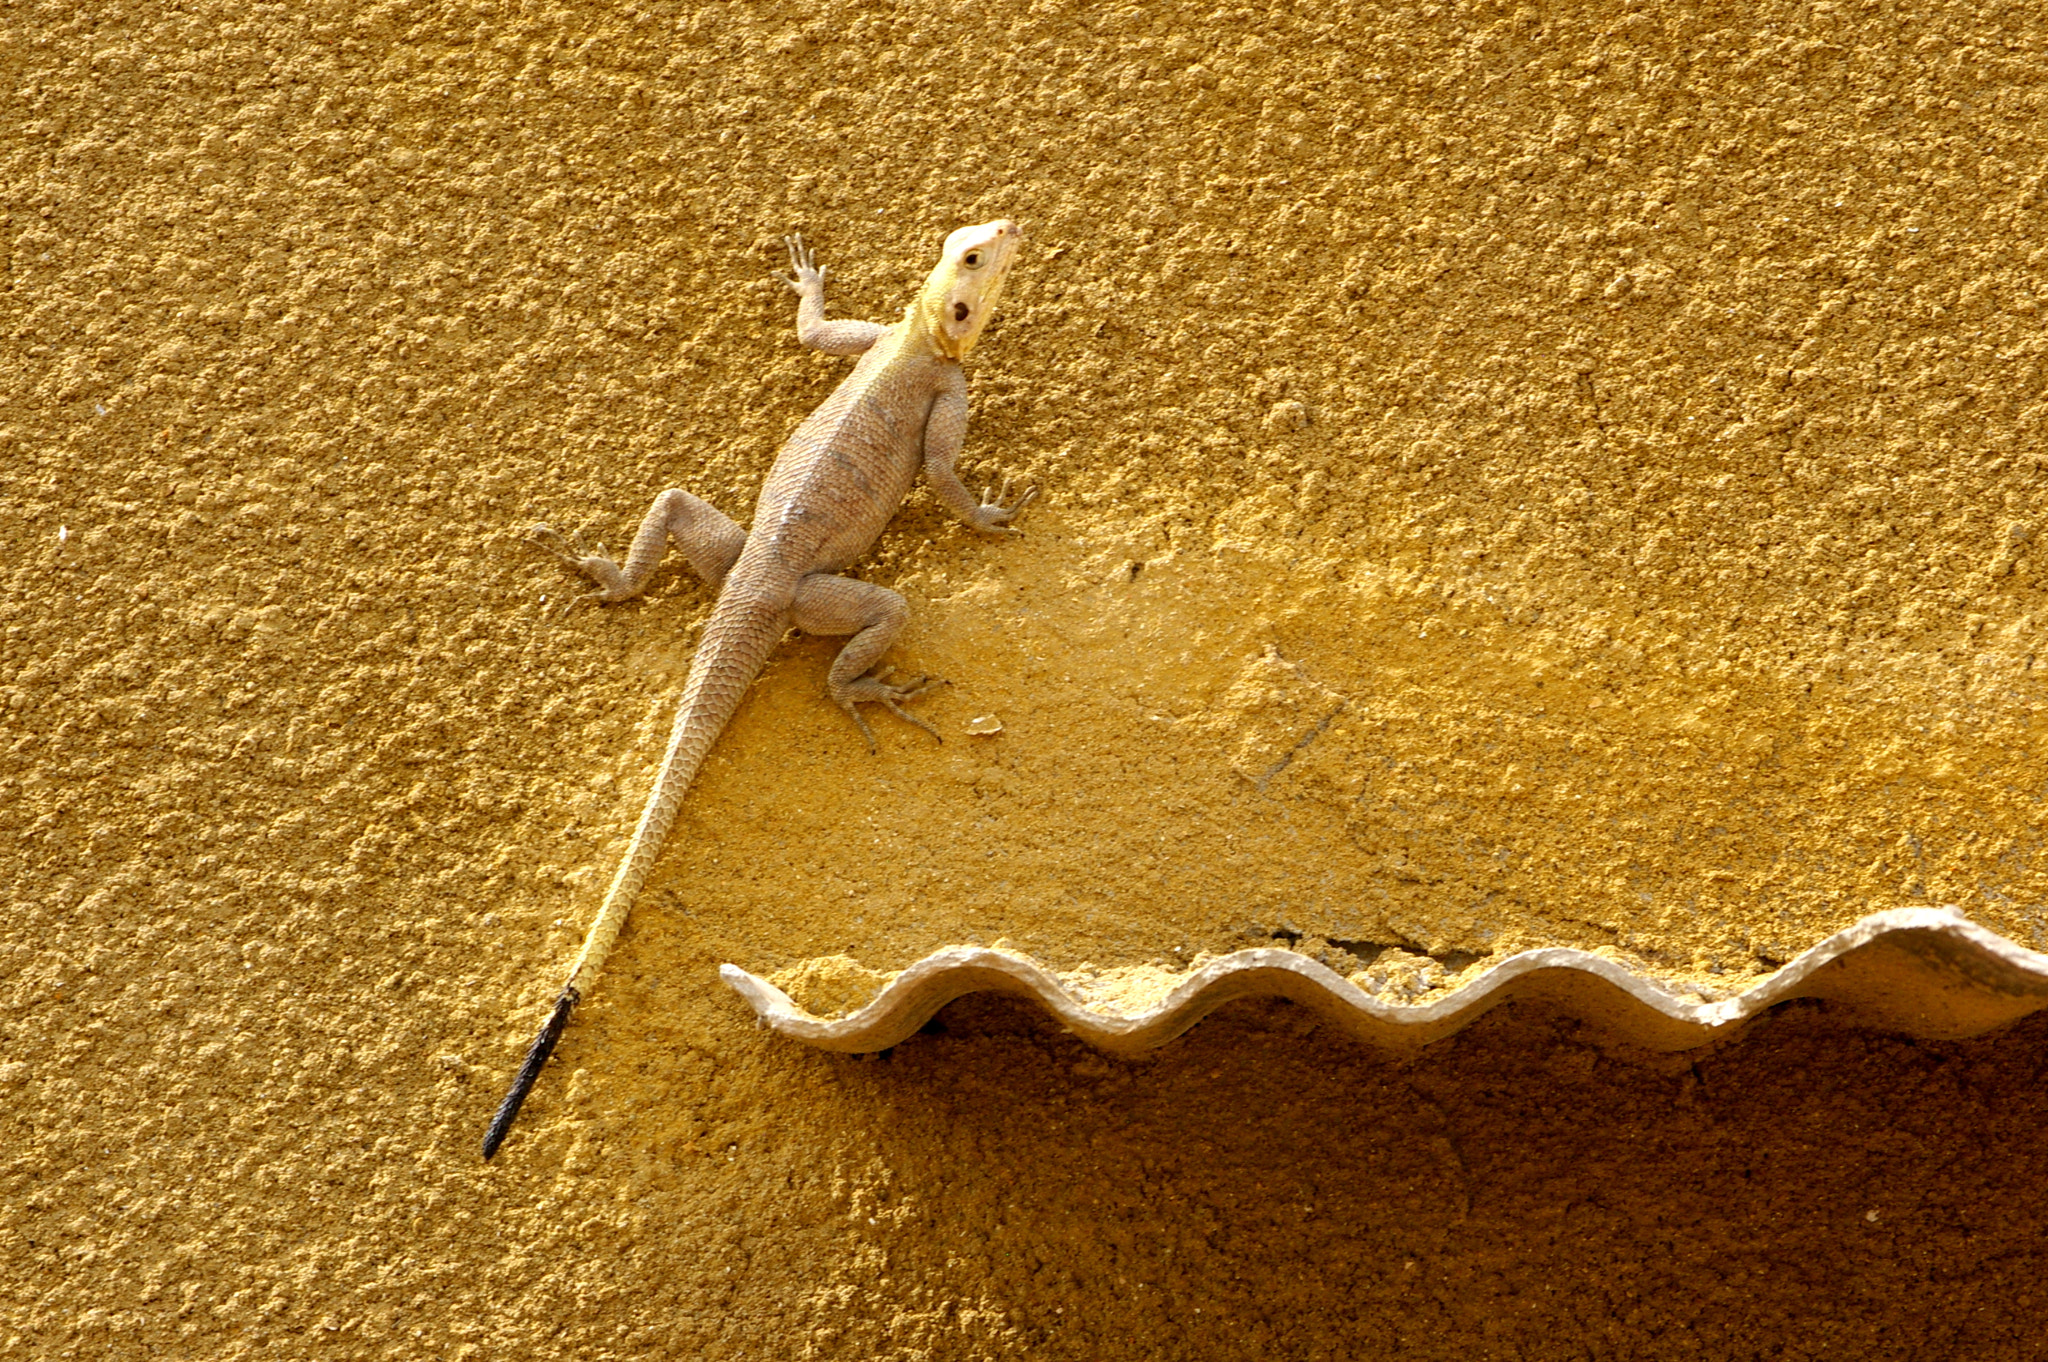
xmin=953 ymin=303 xmax=970 ymax=322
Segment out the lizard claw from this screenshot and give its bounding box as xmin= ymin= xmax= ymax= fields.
xmin=529 ymin=524 xmax=628 ymax=603
xmin=971 ymin=477 xmax=1038 ymax=534
xmin=529 ymin=523 xmax=588 ymax=565
xmin=835 ymin=669 xmax=945 ymax=751
xmin=783 ymin=233 xmax=826 ymax=294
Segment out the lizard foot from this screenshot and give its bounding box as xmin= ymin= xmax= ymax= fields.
xmin=782 ymin=233 xmax=826 ymax=295
xmin=528 ymin=524 xmax=629 ymax=602
xmin=835 ymin=669 xmax=944 ymax=753
xmin=970 ymin=478 xmax=1039 ymax=535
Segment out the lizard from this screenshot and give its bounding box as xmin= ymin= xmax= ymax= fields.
xmin=481 ymin=219 xmax=1032 ymax=1160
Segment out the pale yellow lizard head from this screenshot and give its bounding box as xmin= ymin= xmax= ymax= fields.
xmin=910 ymin=219 xmax=1023 ymax=359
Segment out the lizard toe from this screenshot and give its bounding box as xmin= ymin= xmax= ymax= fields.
xmin=528 ymin=524 xmax=578 ymax=563
xmin=888 ymin=673 xmax=943 ymax=702
xmin=836 ymin=700 xmax=881 ymax=755
xmin=833 ymin=671 xmax=944 ymax=745
xmin=884 ymin=700 xmax=943 ymax=744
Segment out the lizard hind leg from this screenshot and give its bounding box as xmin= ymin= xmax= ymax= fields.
xmin=790 ymin=573 xmax=945 ymax=751
xmin=530 ymin=489 xmax=745 ymax=603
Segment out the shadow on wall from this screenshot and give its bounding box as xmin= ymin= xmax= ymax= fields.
xmin=808 ymin=995 xmax=2048 ymax=1358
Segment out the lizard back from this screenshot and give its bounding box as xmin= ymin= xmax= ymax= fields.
xmin=751 ymin=328 xmax=954 ymax=575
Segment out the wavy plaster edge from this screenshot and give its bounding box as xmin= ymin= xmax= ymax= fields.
xmin=720 ymin=908 xmax=2048 ymax=1056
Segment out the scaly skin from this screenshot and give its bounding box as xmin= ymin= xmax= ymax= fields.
xmin=483 ymin=221 xmax=1031 ymax=1160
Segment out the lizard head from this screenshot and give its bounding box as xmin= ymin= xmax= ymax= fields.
xmin=912 ymin=219 xmax=1023 ymax=359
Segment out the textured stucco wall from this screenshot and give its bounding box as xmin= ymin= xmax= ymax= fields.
xmin=4 ymin=0 xmax=2044 ymax=1355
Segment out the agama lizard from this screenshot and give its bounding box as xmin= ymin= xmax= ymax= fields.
xmin=482 ymin=220 xmax=1031 ymax=1159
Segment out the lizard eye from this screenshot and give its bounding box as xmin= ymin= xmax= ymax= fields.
xmin=963 ymin=251 xmax=982 ymax=267
xmin=953 ymin=302 xmax=970 ymax=322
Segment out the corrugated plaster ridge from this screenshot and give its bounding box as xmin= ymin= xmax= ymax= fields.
xmin=722 ymin=909 xmax=2048 ymax=1055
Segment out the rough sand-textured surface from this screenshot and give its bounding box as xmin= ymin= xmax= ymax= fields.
xmin=5 ymin=0 xmax=2046 ymax=1355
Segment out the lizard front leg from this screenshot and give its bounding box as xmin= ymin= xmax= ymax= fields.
xmin=920 ymin=366 xmax=1037 ymax=533
xmin=531 ymin=489 xmax=745 ymax=603
xmin=783 ymin=234 xmax=889 ymax=357
xmin=790 ymin=573 xmax=941 ymax=751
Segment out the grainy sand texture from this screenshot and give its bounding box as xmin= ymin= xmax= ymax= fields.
xmin=5 ymin=0 xmax=2046 ymax=1356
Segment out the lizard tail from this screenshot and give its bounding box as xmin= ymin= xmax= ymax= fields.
xmin=482 ymin=602 xmax=786 ymax=1161
xmin=482 ymin=984 xmax=577 ymax=1160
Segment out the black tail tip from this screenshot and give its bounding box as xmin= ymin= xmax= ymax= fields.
xmin=480 ymin=986 xmax=579 ymax=1162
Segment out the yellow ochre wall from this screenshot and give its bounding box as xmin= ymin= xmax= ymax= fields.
xmin=3 ymin=0 xmax=2043 ymax=1356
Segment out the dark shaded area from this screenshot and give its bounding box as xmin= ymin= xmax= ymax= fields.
xmin=825 ymin=996 xmax=2048 ymax=1359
